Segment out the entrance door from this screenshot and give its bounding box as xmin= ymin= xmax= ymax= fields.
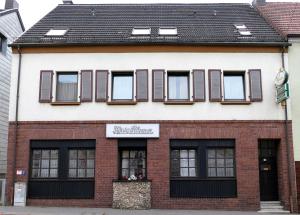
xmin=259 ymin=140 xmax=279 ymax=201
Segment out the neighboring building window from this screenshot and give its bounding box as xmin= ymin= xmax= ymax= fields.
xmin=207 ymin=148 xmax=235 ymax=177
xmin=120 ymin=149 xmax=146 ymax=180
xmin=168 ymin=72 xmax=189 ymax=100
xmin=112 ymin=73 xmax=133 ymax=100
xmin=223 ymin=73 xmax=245 ymax=100
xmin=56 ymin=72 xmax=78 ymax=102
xmin=0 ymin=33 xmax=7 ymax=55
xmin=31 ymin=149 xmax=58 ymax=178
xmin=171 ymin=149 xmax=196 ymax=177
xmin=69 ymin=149 xmax=95 ymax=178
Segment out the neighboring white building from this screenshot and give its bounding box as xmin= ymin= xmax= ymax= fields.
xmin=0 ymin=0 xmax=24 ymax=205
xmin=5 ymin=2 xmax=298 ymax=213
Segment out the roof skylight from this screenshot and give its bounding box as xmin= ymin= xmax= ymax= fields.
xmin=159 ymin=27 xmax=177 ymax=36
xmin=239 ymin=30 xmax=252 ymax=36
xmin=46 ymin=29 xmax=68 ymax=36
xmin=132 ymin=27 xmax=151 ymax=35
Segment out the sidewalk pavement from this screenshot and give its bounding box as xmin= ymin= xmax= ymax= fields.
xmin=0 ymin=207 xmax=297 ymax=215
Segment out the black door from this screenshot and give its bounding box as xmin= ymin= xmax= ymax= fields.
xmin=259 ymin=140 xmax=279 ymax=201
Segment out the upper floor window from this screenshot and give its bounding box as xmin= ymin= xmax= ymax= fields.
xmin=168 ymin=72 xmax=189 ymax=100
xmin=112 ymin=72 xmax=133 ymax=100
xmin=223 ymin=72 xmax=245 ymax=100
xmin=56 ymin=72 xmax=78 ymax=102
xmin=0 ymin=33 xmax=7 ymax=55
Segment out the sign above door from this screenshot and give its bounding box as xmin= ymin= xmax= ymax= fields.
xmin=106 ymin=124 xmax=160 ymax=138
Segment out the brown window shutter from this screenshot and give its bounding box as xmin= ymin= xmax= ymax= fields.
xmin=152 ymin=70 xmax=165 ymax=102
xmin=80 ymin=70 xmax=93 ymax=102
xmin=209 ymin=69 xmax=222 ymax=102
xmin=193 ymin=69 xmax=205 ymax=101
xmin=249 ymin=69 xmax=262 ymax=101
xmin=95 ymin=70 xmax=108 ymax=102
xmin=39 ymin=70 xmax=53 ymax=103
xmin=136 ymin=69 xmax=148 ymax=101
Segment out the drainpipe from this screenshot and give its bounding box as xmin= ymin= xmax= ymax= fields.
xmin=10 ymin=46 xmax=22 ymax=205
xmin=281 ymin=47 xmax=295 ymax=212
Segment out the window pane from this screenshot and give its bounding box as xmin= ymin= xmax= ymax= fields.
xmin=42 ymin=150 xmax=50 ymax=159
xmin=208 ymin=168 xmax=216 ymax=177
xmin=189 ymin=159 xmax=196 ymax=167
xmin=50 ymin=159 xmax=58 ymax=168
xmin=168 ymin=75 xmax=189 ymax=100
xmin=226 ymin=168 xmax=234 ymax=177
xmin=225 ymin=149 xmax=234 ymax=158
xmin=57 ymin=73 xmax=78 ymax=102
xmin=171 ymin=150 xmax=179 ymax=159
xmin=32 ymin=150 xmax=41 ymax=159
xmin=69 ymin=150 xmax=77 ymax=159
xmin=189 ymin=168 xmax=196 ymax=176
xmin=180 ymin=159 xmax=188 ymax=167
xmin=180 ymin=150 xmax=188 ymax=158
xmin=217 ymin=149 xmax=225 ymax=158
xmin=87 ymin=169 xmax=94 ymax=178
xmin=122 ymin=169 xmax=129 ymax=178
xmin=51 ymin=150 xmax=58 ymax=159
xmin=113 ymin=75 xmax=133 ymax=100
xmin=41 ymin=159 xmax=49 ymax=168
xmin=217 ymin=159 xmax=225 ymax=167
xmin=32 ymin=169 xmax=40 ymax=178
xmin=226 ymin=159 xmax=234 ymax=167
xmin=78 ymin=150 xmax=86 ymax=159
xmin=180 ymin=168 xmax=189 ymax=176
xmin=69 ymin=159 xmax=77 ymax=168
xmin=208 ymin=159 xmax=215 ymax=167
xmin=50 ymin=169 xmax=58 ymax=177
xmin=87 ymin=150 xmax=95 ymax=159
xmin=122 ymin=150 xmax=129 ymax=158
xmin=87 ymin=159 xmax=94 ymax=168
xmin=69 ymin=169 xmax=77 ymax=177
xmin=32 ymin=160 xmax=40 ymax=168
xmin=208 ymin=149 xmax=215 ymax=158
xmin=41 ymin=169 xmax=49 ymax=177
xmin=130 ymin=151 xmax=137 ymax=158
xmin=189 ymin=150 xmax=195 ymax=158
xmin=78 ymin=169 xmax=85 ymax=178
xmin=171 ymin=158 xmax=180 ymax=177
xmin=224 ymin=75 xmax=245 ymax=100
xmin=78 ymin=159 xmax=86 ymax=168
xmin=217 ymin=168 xmax=225 ymax=176
xmin=122 ymin=159 xmax=129 ymax=168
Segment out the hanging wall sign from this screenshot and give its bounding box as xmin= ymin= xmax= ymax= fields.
xmin=106 ymin=124 xmax=160 ymax=138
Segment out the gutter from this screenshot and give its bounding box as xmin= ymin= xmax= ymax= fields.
xmin=281 ymin=47 xmax=297 ymax=212
xmin=10 ymin=46 xmax=22 ymax=205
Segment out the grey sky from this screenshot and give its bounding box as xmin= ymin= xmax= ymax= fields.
xmin=1 ymin=0 xmax=300 ymax=29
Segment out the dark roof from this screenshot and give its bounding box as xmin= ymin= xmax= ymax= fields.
xmin=0 ymin=9 xmax=25 ymax=31
xmin=256 ymin=2 xmax=300 ymax=37
xmin=12 ymin=3 xmax=286 ymax=47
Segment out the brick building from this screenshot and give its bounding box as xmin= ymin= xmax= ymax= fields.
xmin=5 ymin=1 xmax=298 ymax=213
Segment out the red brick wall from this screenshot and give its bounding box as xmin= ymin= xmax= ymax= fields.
xmin=296 ymin=161 xmax=300 ymax=210
xmin=5 ymin=120 xmax=298 ymax=212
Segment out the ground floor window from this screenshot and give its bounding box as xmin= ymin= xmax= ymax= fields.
xmin=170 ymin=139 xmax=236 ymax=198
xmin=28 ymin=140 xmax=95 ymax=199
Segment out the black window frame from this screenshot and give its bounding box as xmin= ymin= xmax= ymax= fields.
xmin=223 ymin=72 xmax=246 ymax=101
xmin=170 ymin=139 xmax=237 ymax=198
xmin=28 ymin=140 xmax=96 ymax=199
xmin=111 ymin=71 xmax=134 ymax=101
xmin=55 ymin=72 xmax=79 ymax=102
xmin=167 ymin=71 xmax=190 ymax=101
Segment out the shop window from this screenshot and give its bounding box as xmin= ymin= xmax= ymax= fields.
xmin=223 ymin=73 xmax=245 ymax=100
xmin=68 ymin=149 xmax=95 ymax=178
xmin=120 ymin=149 xmax=146 ymax=180
xmin=112 ymin=72 xmax=133 ymax=100
xmin=170 ymin=140 xmax=236 ymax=198
xmin=31 ymin=149 xmax=58 ymax=178
xmin=56 ymin=72 xmax=78 ymax=102
xmin=207 ymin=148 xmax=235 ymax=177
xmin=171 ymin=149 xmax=197 ymax=177
xmin=167 ymin=72 xmax=189 ymax=100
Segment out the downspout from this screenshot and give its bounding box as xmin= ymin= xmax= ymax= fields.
xmin=281 ymin=47 xmax=295 ymax=212
xmin=11 ymin=46 xmax=22 ymax=205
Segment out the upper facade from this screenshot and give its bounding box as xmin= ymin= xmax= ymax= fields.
xmin=8 ymin=3 xmax=288 ymax=122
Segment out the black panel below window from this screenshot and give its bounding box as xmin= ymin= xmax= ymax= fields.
xmin=28 ymin=180 xmax=94 ymax=199
xmin=170 ymin=179 xmax=236 ymax=198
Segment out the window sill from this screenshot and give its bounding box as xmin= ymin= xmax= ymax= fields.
xmin=164 ymin=101 xmax=194 ymax=105
xmin=107 ymin=101 xmax=137 ymax=105
xmin=113 ymin=179 xmax=152 ymax=182
xmin=221 ymin=101 xmax=251 ymax=105
xmin=51 ymin=101 xmax=81 ymax=106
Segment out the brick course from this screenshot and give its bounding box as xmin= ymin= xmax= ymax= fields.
xmin=5 ymin=120 xmax=298 ymax=212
